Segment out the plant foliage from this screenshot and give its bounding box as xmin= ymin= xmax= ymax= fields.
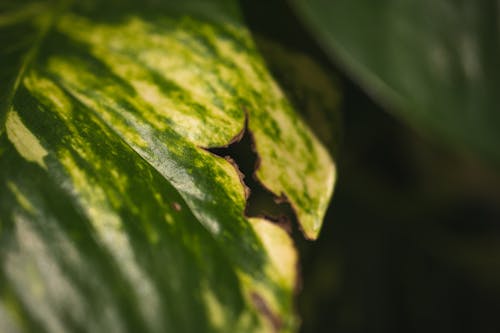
xmin=0 ymin=0 xmax=336 ymax=332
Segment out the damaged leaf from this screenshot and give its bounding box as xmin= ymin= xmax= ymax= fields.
xmin=0 ymin=0 xmax=336 ymax=332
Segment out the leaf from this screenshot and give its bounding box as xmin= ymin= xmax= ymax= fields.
xmin=0 ymin=0 xmax=336 ymax=332
xmin=254 ymin=37 xmax=342 ymax=156
xmin=289 ymin=0 xmax=500 ymax=165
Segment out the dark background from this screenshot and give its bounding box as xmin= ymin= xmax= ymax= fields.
xmin=241 ymin=1 xmax=500 ymax=332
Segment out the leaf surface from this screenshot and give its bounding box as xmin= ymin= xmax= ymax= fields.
xmin=0 ymin=0 xmax=336 ymax=332
xmin=255 ymin=37 xmax=341 ymax=156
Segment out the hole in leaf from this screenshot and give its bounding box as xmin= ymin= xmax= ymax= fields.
xmin=207 ymin=121 xmax=295 ymax=230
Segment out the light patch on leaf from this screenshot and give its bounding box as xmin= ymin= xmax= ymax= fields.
xmin=201 ymin=286 xmax=227 ymax=330
xmin=7 ymin=181 xmax=36 ymax=214
xmin=24 ymin=72 xmax=73 ymax=117
xmin=6 ymin=109 xmax=48 ymax=170
xmin=249 ymin=217 xmax=297 ymax=290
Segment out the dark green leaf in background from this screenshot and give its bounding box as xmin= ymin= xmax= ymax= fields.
xmin=289 ymin=0 xmax=500 ymax=165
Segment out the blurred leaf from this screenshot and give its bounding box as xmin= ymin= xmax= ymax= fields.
xmin=0 ymin=0 xmax=336 ymax=331
xmin=289 ymin=0 xmax=500 ymax=165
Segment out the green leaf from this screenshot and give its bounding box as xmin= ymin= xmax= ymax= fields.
xmin=289 ymin=0 xmax=500 ymax=164
xmin=0 ymin=0 xmax=336 ymax=332
xmin=254 ymin=37 xmax=342 ymax=156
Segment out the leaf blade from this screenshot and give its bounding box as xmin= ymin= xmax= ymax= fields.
xmin=1 ymin=0 xmax=337 ymax=331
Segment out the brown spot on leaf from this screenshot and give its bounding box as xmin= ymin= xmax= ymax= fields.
xmin=172 ymin=202 xmax=182 ymax=211
xmin=250 ymin=292 xmax=282 ymax=332
xmin=223 ymin=155 xmax=250 ymax=200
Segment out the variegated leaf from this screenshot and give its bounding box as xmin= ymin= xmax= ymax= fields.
xmin=0 ymin=0 xmax=336 ymax=332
